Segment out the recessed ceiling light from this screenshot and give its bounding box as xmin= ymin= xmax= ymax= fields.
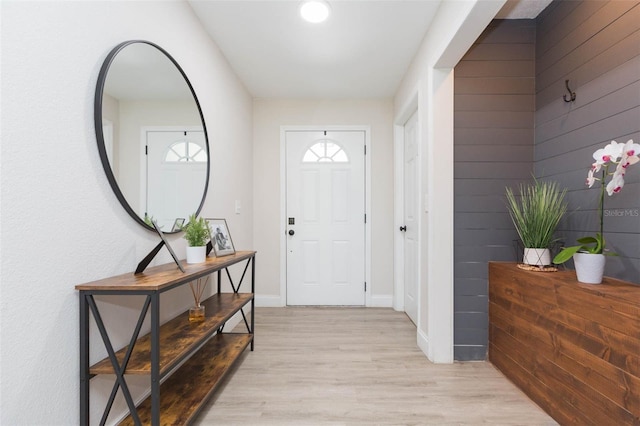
xmin=300 ymin=0 xmax=331 ymax=24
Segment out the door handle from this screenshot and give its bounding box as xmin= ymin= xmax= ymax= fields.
xmin=399 ymin=226 xmax=406 ymax=232
xmin=288 ymin=229 xmax=295 ymax=236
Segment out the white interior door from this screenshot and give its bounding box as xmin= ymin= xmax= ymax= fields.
xmin=286 ymin=130 xmax=365 ymax=306
xmin=146 ymin=130 xmax=207 ymax=231
xmin=403 ymin=111 xmax=419 ymax=325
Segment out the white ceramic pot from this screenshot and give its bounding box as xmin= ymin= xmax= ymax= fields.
xmin=523 ymin=248 xmax=551 ymax=266
xmin=186 ymin=246 xmax=206 ymax=264
xmin=573 ymin=252 xmax=605 ymax=284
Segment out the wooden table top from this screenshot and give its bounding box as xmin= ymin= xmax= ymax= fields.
xmin=75 ymin=251 xmax=255 ymax=292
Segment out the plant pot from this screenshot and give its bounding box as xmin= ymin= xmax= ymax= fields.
xmin=523 ymin=248 xmax=551 ymax=266
xmin=186 ymin=246 xmax=206 ymax=264
xmin=573 ymin=252 xmax=605 ymax=284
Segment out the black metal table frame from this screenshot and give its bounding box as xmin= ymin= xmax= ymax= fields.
xmin=79 ymin=255 xmax=255 ymax=426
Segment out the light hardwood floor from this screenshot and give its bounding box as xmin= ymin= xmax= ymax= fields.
xmin=195 ymin=307 xmax=557 ymax=425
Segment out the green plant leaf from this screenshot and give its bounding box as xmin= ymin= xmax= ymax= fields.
xmin=576 ymin=236 xmax=598 ymax=244
xmin=553 ymin=245 xmax=582 ymax=264
xmin=182 ymin=213 xmax=212 ymax=247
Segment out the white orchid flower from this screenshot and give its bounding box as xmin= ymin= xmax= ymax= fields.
xmin=586 ymin=166 xmax=598 ymax=188
xmin=592 ymin=140 xmax=623 ymax=165
xmin=620 ymin=139 xmax=640 ymax=165
xmin=606 ymin=171 xmax=625 ymax=195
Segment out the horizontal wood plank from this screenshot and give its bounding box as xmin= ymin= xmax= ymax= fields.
xmin=535 ymin=106 xmax=640 ymax=164
xmin=536 ymin=0 xmax=604 ymax=56
xmin=455 ymin=94 xmax=534 ymax=112
xmin=535 ymin=55 xmax=640 ymax=127
xmin=491 ymin=304 xmax=640 ymax=418
xmin=536 ymin=1 xmax=638 ymax=81
xmin=76 ymin=251 xmax=255 ymax=292
xmin=90 ymin=293 xmax=253 ymax=375
xmin=119 ymin=333 xmax=252 ymax=425
xmin=463 ymin=43 xmax=535 ymax=61
xmin=456 ymin=61 xmax=535 ymax=78
xmin=490 ymin=343 xmax=593 ymax=426
xmin=535 ymin=80 xmax=640 ymax=145
xmin=455 ymin=111 xmax=533 ymax=129
xmin=475 ymin=20 xmax=535 ymax=45
xmin=489 ymin=263 xmax=640 ymax=338
xmin=455 ymin=128 xmax=534 ymax=145
xmin=489 ymin=262 xmax=640 ymax=425
xmin=454 ymin=144 xmax=532 ymax=163
xmin=455 ymin=77 xmax=534 ymax=95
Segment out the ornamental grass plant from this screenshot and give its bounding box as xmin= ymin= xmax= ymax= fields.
xmin=505 ymin=179 xmax=567 ymax=249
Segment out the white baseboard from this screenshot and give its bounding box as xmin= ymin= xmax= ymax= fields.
xmin=370 ymin=294 xmax=393 ymax=307
xmin=417 ymin=327 xmax=430 ymax=360
xmin=255 ymin=294 xmax=285 ymax=307
xmin=417 ymin=327 xmax=453 ymax=364
xmin=255 ymin=294 xmax=392 ymax=308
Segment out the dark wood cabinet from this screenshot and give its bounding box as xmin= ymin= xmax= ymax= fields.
xmin=488 ymin=262 xmax=640 ymax=425
xmin=77 ymin=251 xmax=256 ymax=425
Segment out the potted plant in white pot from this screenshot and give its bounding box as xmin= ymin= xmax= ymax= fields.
xmin=505 ymin=178 xmax=567 ymax=267
xmin=553 ymin=139 xmax=639 ymax=284
xmin=181 ymin=213 xmax=211 ymax=264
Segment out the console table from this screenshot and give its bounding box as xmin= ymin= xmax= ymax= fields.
xmin=76 ymin=251 xmax=256 ymax=425
xmin=489 ymin=262 xmax=639 ymax=425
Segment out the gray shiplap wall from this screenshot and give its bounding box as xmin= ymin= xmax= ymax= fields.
xmin=535 ymin=0 xmax=640 ymax=283
xmin=453 ymin=20 xmax=535 ymax=360
xmin=452 ymin=0 xmax=640 ymax=361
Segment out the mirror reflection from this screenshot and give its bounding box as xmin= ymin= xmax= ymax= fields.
xmin=96 ymin=41 xmax=209 ymax=232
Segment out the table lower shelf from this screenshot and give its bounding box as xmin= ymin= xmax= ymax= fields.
xmin=119 ymin=333 xmax=253 ymax=425
xmin=90 ymin=293 xmax=253 ymax=376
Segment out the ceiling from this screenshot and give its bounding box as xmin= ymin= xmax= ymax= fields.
xmin=188 ymin=0 xmax=553 ymax=99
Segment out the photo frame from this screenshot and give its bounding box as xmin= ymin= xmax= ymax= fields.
xmin=205 ymin=218 xmax=235 ymax=257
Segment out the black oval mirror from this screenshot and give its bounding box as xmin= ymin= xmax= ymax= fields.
xmin=94 ymin=40 xmax=209 ymax=233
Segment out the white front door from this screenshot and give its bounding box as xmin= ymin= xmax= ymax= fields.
xmin=286 ymin=130 xmax=366 ymax=306
xmin=146 ymin=130 xmax=207 ymax=231
xmin=403 ymin=111 xmax=419 ymax=325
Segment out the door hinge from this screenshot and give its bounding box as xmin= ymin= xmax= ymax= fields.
xmin=364 ymin=282 xmax=367 ymax=292
xmin=364 ymin=145 xmax=367 ymax=155
xmin=145 ymin=145 xmax=148 ymax=155
xmin=364 ymin=214 xmax=367 ymax=224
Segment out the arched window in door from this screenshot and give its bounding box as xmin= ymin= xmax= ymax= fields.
xmin=302 ymin=139 xmax=349 ymax=163
xmin=164 ymin=140 xmax=207 ymax=163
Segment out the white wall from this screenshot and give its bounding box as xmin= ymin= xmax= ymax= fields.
xmin=393 ymin=0 xmax=506 ymax=363
xmin=0 ymin=1 xmax=252 ymax=424
xmin=253 ymin=99 xmax=394 ymax=306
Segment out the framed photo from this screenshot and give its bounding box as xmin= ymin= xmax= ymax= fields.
xmin=205 ymin=218 xmax=235 ymax=257
xmin=171 ymin=218 xmax=185 ymax=232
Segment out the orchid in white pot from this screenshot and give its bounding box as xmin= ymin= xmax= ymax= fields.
xmin=553 ymin=139 xmax=639 ymax=282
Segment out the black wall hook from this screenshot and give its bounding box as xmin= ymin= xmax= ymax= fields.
xmin=563 ymin=79 xmax=576 ymax=102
